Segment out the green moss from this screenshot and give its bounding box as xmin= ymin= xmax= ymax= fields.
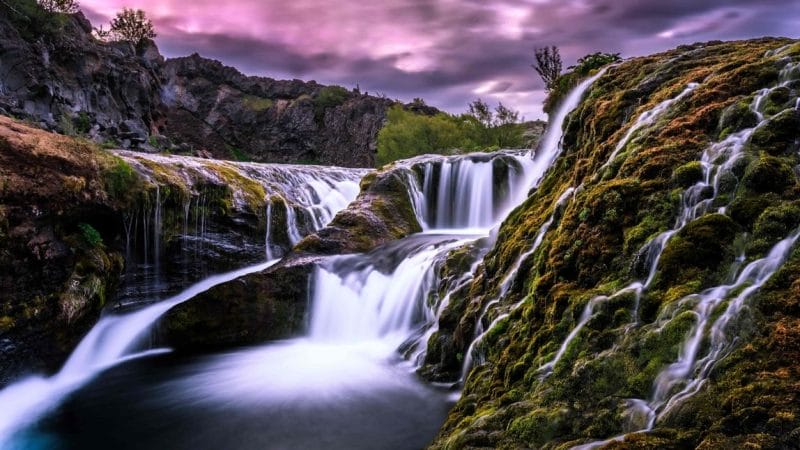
xmin=314 ymin=85 xmax=350 ymax=123
xmin=104 ymin=157 xmax=142 ymax=203
xmin=77 ymin=223 xmax=103 ymax=248
xmin=748 ymin=109 xmax=800 ymax=156
xmin=742 ymin=156 xmax=796 ymax=193
xmin=672 ymin=161 xmax=704 ymax=188
xmin=718 ymin=99 xmax=759 ymax=136
xmin=242 ymin=95 xmax=273 ymax=112
xmin=747 ymin=201 xmax=800 ymax=255
xmin=657 ymin=213 xmax=739 ymax=290
xmin=508 ymin=408 xmax=571 ymax=447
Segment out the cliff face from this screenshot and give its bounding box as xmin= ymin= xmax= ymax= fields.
xmin=0 ymin=9 xmax=396 ymax=167
xmin=427 ymin=38 xmax=800 ymax=449
xmin=161 ymin=54 xmax=392 ymax=166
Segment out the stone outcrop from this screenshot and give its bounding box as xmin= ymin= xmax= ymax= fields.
xmin=0 ymin=7 xmax=406 ymax=167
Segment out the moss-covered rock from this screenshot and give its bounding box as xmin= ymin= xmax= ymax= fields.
xmin=657 ymin=213 xmax=739 ymax=288
xmin=430 ymin=38 xmax=800 ymax=450
xmin=742 ymin=156 xmax=796 ymax=193
xmin=748 ymin=108 xmax=800 ymax=156
xmin=295 ymin=166 xmax=421 ymax=254
xmin=718 ymin=99 xmax=759 ymax=137
xmin=671 ymin=161 xmax=704 ymax=188
xmin=0 ymin=116 xmax=135 ymax=384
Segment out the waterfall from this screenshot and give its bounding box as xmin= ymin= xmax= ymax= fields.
xmin=113 ymin=152 xmax=365 ymax=304
xmin=0 ymin=158 xmax=363 ymax=447
xmin=1 ymin=63 xmax=610 ymax=448
xmin=570 ymin=59 xmax=800 ymax=449
xmin=0 ymin=260 xmax=276 ymax=446
xmin=455 ymin=69 xmax=611 ymax=379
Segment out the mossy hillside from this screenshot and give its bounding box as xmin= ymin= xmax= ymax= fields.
xmin=428 ymin=38 xmax=800 ymax=449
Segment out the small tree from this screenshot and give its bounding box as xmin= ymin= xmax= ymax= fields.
xmin=37 ymin=0 xmax=79 ymax=14
xmin=494 ymin=102 xmax=520 ymax=126
xmin=533 ymin=46 xmax=562 ymax=92
xmin=110 ymin=8 xmax=156 ymax=45
xmin=468 ymin=99 xmax=493 ymax=127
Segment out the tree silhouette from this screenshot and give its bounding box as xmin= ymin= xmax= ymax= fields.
xmin=533 ymin=46 xmax=562 ymax=92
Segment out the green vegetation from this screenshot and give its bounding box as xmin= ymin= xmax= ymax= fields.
xmin=227 ymin=146 xmax=249 ymax=162
xmin=242 ymin=95 xmax=273 ymax=112
xmin=569 ymin=52 xmax=622 ymax=76
xmin=0 ymin=0 xmax=71 ymax=39
xmin=104 ymin=158 xmax=140 ymax=203
xmin=543 ymin=52 xmax=621 ymax=114
xmin=314 ymin=85 xmax=350 ymax=123
xmin=77 ymin=222 xmax=103 ymax=247
xmin=375 ymin=103 xmax=526 ymax=166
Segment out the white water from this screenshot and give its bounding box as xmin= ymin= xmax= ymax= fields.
xmin=0 ymin=156 xmax=366 ymax=446
xmin=600 ymin=83 xmax=699 ymax=171
xmin=456 ymin=69 xmax=611 ymax=379
xmin=0 ymin=260 xmax=276 ymax=447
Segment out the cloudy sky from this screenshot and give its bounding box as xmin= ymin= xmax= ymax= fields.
xmin=80 ymin=0 xmax=800 ymax=120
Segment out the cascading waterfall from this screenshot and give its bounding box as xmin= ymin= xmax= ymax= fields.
xmin=0 ymin=158 xmax=363 ymax=448
xmin=457 ymin=68 xmax=611 ymax=379
xmin=0 ymin=64 xmax=608 ymax=450
xmin=113 ymin=152 xmax=365 ymax=305
xmin=117 ymin=151 xmax=365 ymax=256
xmin=599 ymin=83 xmax=699 ymax=171
xmin=570 ymin=59 xmax=800 ymax=449
xmin=462 ymin=186 xmax=576 ymax=379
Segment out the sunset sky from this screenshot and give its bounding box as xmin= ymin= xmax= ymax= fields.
xmin=80 ymin=0 xmax=800 ymax=120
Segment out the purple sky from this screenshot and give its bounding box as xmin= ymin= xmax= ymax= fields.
xmin=80 ymin=0 xmax=800 ymax=120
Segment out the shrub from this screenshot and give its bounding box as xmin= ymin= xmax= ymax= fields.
xmin=314 ymin=85 xmax=350 ymax=123
xmin=570 ymin=52 xmax=622 ymax=76
xmin=533 ymin=46 xmax=562 ymax=92
xmin=78 ymin=222 xmax=103 ymax=247
xmin=543 ymin=52 xmax=620 ymax=114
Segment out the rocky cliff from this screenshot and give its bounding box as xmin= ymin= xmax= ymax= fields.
xmin=0 ymin=6 xmax=401 ymax=167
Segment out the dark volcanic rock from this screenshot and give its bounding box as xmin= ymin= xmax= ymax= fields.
xmin=161 ymin=256 xmax=317 ymax=352
xmin=0 ymin=11 xmax=163 ymax=146
xmin=0 ymin=8 xmax=410 ymax=167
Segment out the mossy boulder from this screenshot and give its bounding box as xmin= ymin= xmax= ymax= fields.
xmin=672 ymin=161 xmax=705 ymax=188
xmin=748 ymin=108 xmax=800 ymax=156
xmin=742 ymin=156 xmax=796 ymax=193
xmin=718 ymin=99 xmax=759 ymax=136
xmin=657 ymin=213 xmax=739 ymax=288
xmin=747 ymin=201 xmax=800 ymax=255
xmin=295 ymin=166 xmax=421 ymax=254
